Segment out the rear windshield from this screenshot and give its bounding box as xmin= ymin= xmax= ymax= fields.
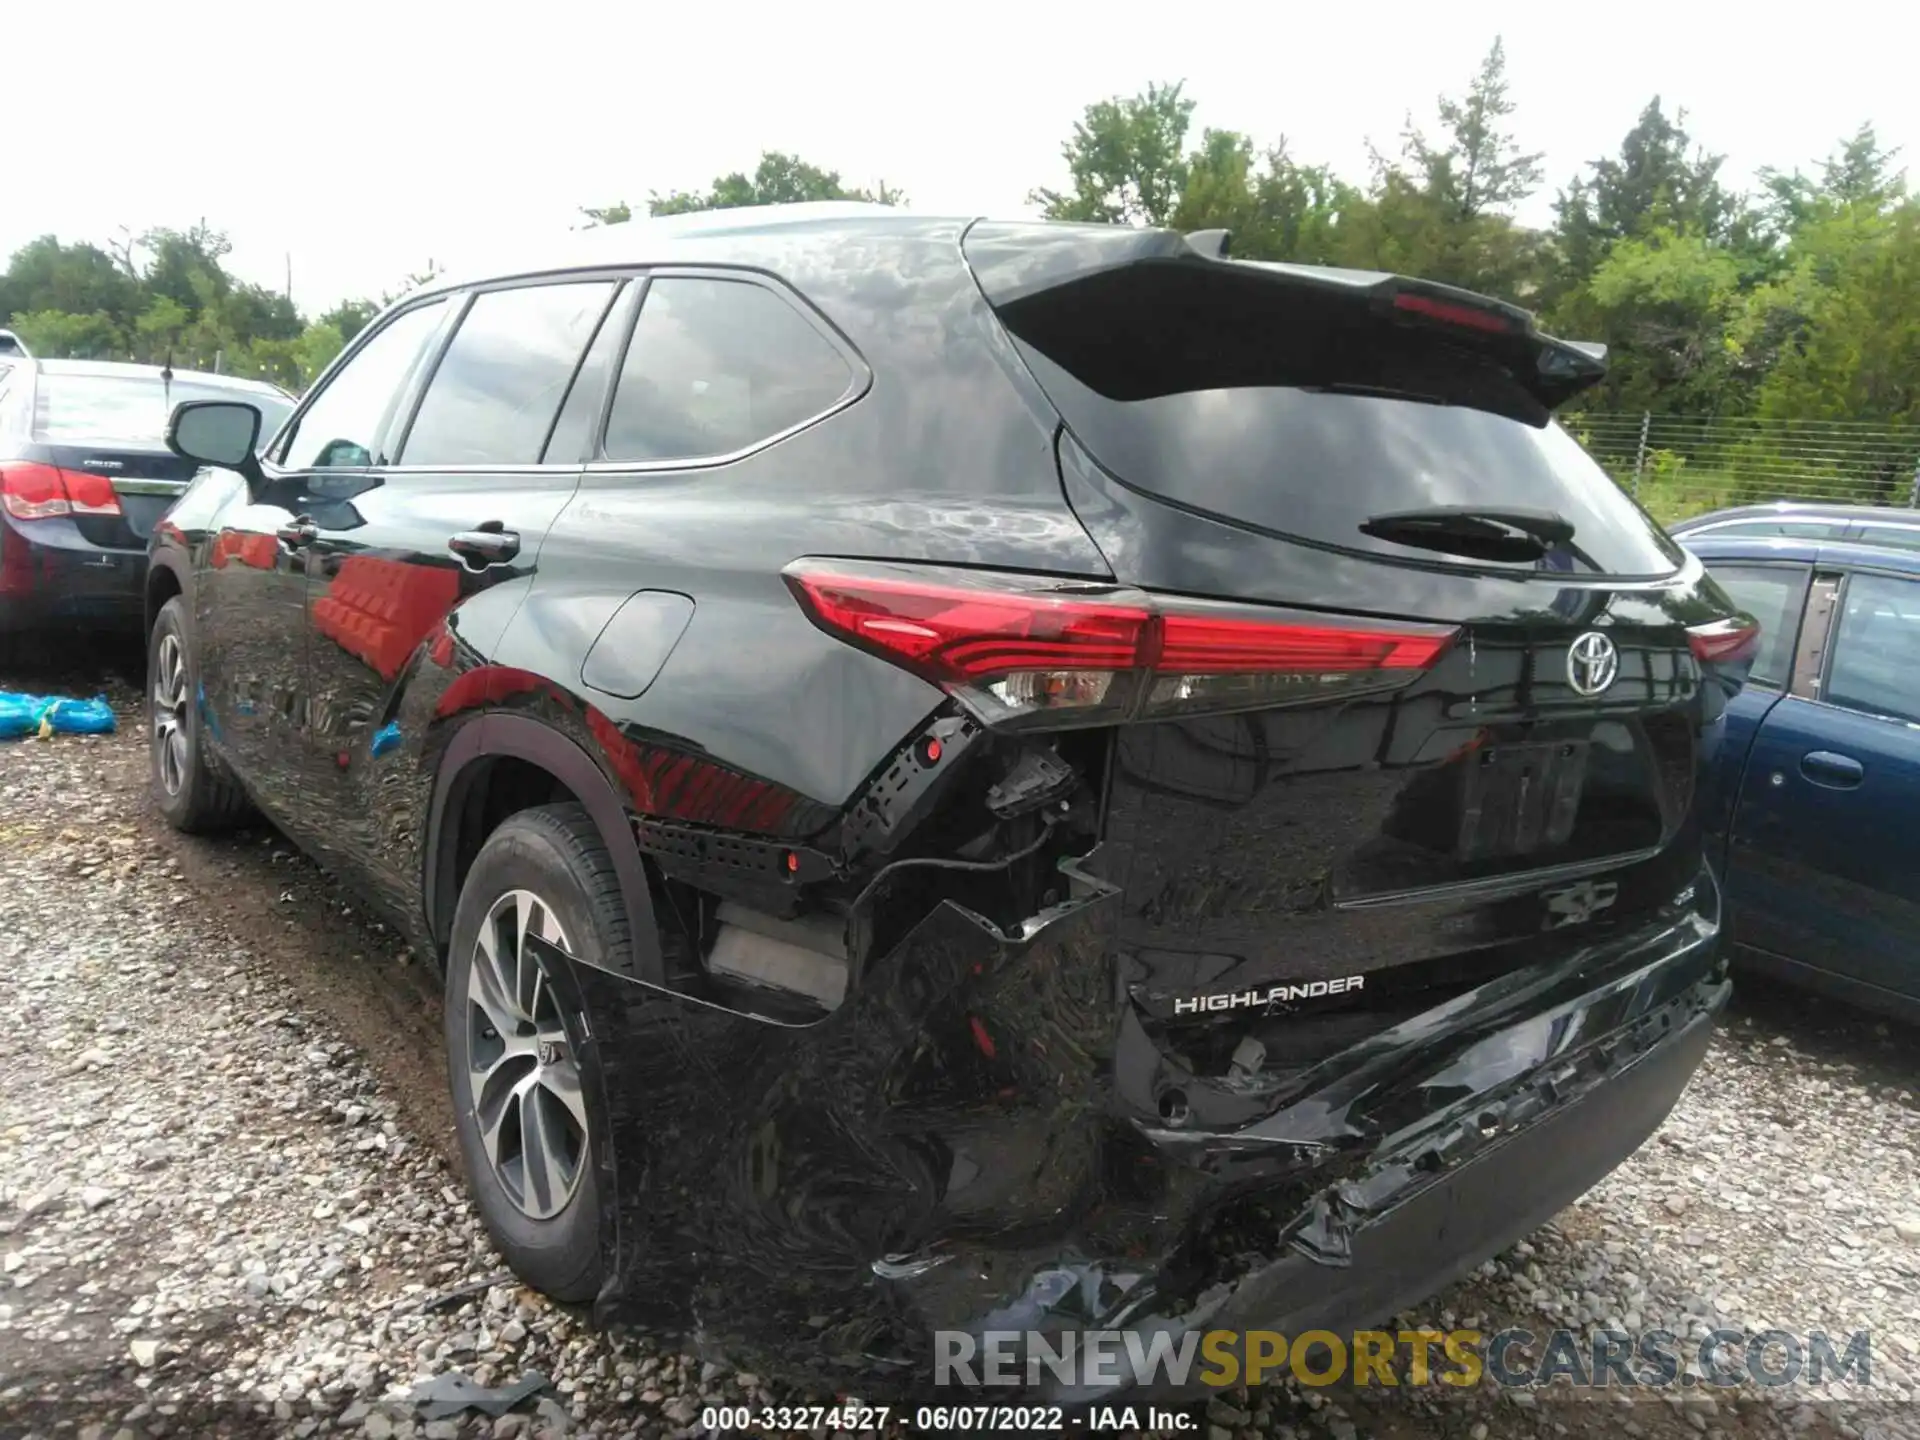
xmin=33 ymin=372 xmax=294 ymax=448
xmin=1019 ymin=348 xmax=1682 ymax=578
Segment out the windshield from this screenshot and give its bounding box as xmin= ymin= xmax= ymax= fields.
xmin=33 ymin=372 xmax=294 ymax=449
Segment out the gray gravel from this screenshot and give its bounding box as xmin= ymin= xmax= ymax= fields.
xmin=1 ymin=667 xmax=1917 ymax=1440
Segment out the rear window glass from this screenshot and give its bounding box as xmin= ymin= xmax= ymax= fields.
xmin=1020 ymin=347 xmax=1681 ymax=577
xmin=1702 ymin=563 xmax=1807 ymax=688
xmin=34 ymin=372 xmax=293 ymax=448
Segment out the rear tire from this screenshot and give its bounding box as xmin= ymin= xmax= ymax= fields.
xmin=148 ymin=596 xmax=252 ymax=832
xmin=445 ymin=803 xmax=623 ymax=1303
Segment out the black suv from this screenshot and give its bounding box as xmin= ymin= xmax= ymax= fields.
xmin=148 ymin=204 xmax=1750 ymax=1396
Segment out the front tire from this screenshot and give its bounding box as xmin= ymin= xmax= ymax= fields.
xmin=148 ymin=596 xmax=252 ymax=832
xmin=445 ymin=803 xmax=624 ymax=1303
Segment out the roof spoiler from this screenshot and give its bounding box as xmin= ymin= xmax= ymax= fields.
xmin=964 ymin=222 xmax=1609 ymax=414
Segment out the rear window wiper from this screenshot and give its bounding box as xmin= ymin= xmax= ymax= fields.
xmin=1360 ymin=506 xmax=1574 ymax=564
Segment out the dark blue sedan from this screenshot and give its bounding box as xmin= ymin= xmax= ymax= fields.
xmin=1688 ymin=529 xmax=1920 ymax=1022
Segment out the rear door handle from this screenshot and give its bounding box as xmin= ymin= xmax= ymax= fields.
xmin=449 ymin=525 xmax=520 ymax=567
xmin=1800 ymin=749 xmax=1864 ymax=789
xmin=276 ymin=517 xmax=317 ymax=546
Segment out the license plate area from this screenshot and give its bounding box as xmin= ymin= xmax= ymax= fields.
xmin=1458 ymin=739 xmax=1588 ymax=861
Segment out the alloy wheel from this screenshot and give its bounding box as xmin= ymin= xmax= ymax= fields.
xmin=151 ymin=632 xmax=189 ymax=796
xmin=465 ymin=889 xmax=589 ymax=1220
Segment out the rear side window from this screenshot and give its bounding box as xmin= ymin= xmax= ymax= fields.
xmin=1826 ymin=573 xmax=1920 ymax=724
xmin=541 ymin=285 xmax=631 ymax=465
xmin=601 ymin=277 xmax=854 ymax=463
xmin=1703 ymin=563 xmax=1807 ymax=689
xmin=401 ymin=281 xmax=617 ymax=467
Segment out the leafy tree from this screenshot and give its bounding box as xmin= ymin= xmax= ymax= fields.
xmin=1754 ymin=199 xmax=1920 ymax=425
xmin=1399 ymin=37 xmax=1543 ymax=222
xmin=583 ymin=151 xmax=904 ymax=226
xmin=1032 ymin=82 xmax=1196 ymax=226
xmin=0 ymin=237 xmax=141 ymax=332
xmin=317 ymin=299 xmax=378 ymax=347
xmin=5 ymin=308 xmax=123 ymax=359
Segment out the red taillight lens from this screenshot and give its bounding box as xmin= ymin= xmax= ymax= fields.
xmin=62 ymin=469 xmax=123 ymax=516
xmin=1688 ymin=616 xmax=1761 ymax=666
xmin=785 ymin=561 xmax=1457 ymax=729
xmin=0 ymin=461 xmax=123 ymax=521
xmin=1391 ymin=290 xmax=1516 ymax=335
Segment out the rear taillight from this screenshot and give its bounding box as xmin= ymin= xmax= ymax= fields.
xmin=785 ymin=561 xmax=1457 ymax=730
xmin=0 ymin=461 xmax=123 ymax=521
xmin=1687 ymin=615 xmax=1761 ymax=666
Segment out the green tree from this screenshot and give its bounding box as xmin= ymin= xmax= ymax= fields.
xmin=583 ymin=151 xmax=903 ymax=226
xmin=1400 ymin=37 xmax=1543 ymax=222
xmin=0 ymin=237 xmax=142 ymax=331
xmin=1754 ymin=200 xmax=1920 ymax=426
xmin=1549 ymin=98 xmax=1737 ymax=301
xmin=1170 ymin=133 xmax=1358 ymax=264
xmin=317 ymin=299 xmax=378 ymax=346
xmin=1571 ymin=227 xmax=1747 ymax=412
xmin=5 ymin=308 xmax=123 ymax=358
xmin=1335 ymin=40 xmax=1544 ymax=298
xmin=1031 ymin=81 xmax=1196 ymax=225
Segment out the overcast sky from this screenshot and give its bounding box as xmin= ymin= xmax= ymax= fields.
xmin=9 ymin=0 xmax=1916 ymax=315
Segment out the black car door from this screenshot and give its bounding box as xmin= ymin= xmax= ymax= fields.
xmin=297 ymin=276 xmax=630 ymax=921
xmin=198 ymin=299 xmax=453 ymax=810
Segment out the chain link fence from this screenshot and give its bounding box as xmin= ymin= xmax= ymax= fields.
xmin=1568 ymin=413 xmax=1920 ymax=527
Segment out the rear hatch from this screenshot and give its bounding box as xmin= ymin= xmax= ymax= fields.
xmin=964 ymin=223 xmax=1753 ymax=1079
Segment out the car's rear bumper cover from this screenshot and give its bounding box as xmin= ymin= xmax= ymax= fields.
xmin=0 ymin=518 xmax=145 ymax=632
xmin=566 ymin=852 xmax=1724 ymax=1398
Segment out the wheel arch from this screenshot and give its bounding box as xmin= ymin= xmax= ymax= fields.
xmin=426 ymin=714 xmax=664 ymax=986
xmin=145 ymin=553 xmax=186 ymax=636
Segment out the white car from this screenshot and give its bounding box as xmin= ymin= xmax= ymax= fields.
xmin=0 ymin=330 xmax=31 ymax=359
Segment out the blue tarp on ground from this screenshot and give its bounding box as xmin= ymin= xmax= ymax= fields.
xmin=0 ymin=692 xmax=117 ymax=739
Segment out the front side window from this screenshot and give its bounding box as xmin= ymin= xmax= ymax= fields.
xmin=1825 ymin=573 xmax=1920 ymax=725
xmin=602 ymin=277 xmax=854 ymax=463
xmin=400 ymin=281 xmax=617 ymax=467
xmin=280 ymin=300 xmax=447 ymax=470
xmin=1702 ymin=563 xmax=1808 ymax=690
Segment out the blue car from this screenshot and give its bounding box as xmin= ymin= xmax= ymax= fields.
xmin=1687 ymin=530 xmax=1920 ymax=1022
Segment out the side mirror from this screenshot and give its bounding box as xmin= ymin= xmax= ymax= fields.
xmin=167 ymin=400 xmax=264 ymax=477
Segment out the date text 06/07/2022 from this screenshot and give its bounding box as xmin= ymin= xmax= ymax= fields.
xmin=698 ymin=1405 xmax=1195 ymax=1432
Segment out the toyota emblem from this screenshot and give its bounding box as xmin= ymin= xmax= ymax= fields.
xmin=1567 ymin=631 xmax=1619 ymax=697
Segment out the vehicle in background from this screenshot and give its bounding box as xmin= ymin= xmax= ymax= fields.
xmin=1673 ymin=501 xmax=1920 ymax=554
xmin=1691 ymin=532 xmax=1920 ymax=1023
xmin=146 ymin=205 xmax=1749 ymax=1396
xmin=1 ymin=359 xmax=293 ymax=635
xmin=0 ymin=330 xmax=30 ymax=359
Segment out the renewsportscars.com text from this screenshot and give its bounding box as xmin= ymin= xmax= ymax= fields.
xmin=935 ymin=1327 xmax=1875 ymax=1390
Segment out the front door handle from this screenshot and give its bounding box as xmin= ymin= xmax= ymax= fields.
xmin=449 ymin=523 xmax=520 ymax=568
xmin=1800 ymin=749 xmax=1864 ymax=789
xmin=276 ymin=517 xmax=318 ymax=546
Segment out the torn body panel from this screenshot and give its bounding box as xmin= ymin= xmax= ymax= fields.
xmin=559 ymin=823 xmax=1723 ymax=1398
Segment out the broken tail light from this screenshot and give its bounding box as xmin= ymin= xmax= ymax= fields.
xmin=0 ymin=461 xmax=123 ymax=520
xmin=785 ymin=560 xmax=1457 ymax=730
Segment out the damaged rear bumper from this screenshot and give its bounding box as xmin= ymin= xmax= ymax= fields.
xmin=570 ymin=851 xmax=1725 ymax=1399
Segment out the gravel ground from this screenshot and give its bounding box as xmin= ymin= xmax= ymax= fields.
xmin=1 ymin=643 xmax=1917 ymax=1440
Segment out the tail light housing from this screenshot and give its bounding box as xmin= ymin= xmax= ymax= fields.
xmin=784 ymin=560 xmax=1457 ymax=730
xmin=1687 ymin=615 xmax=1761 ymax=667
xmin=0 ymin=461 xmax=123 ymax=521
